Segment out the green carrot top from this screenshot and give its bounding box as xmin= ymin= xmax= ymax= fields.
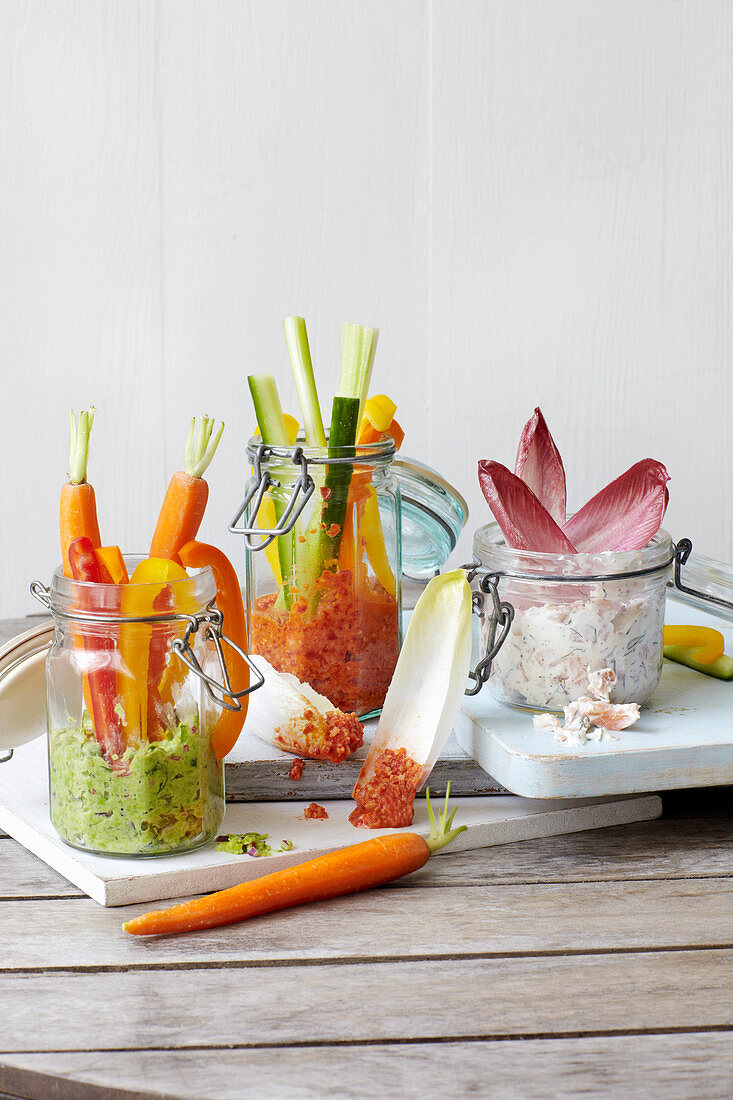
xmin=424 ymin=784 xmax=468 ymax=854
xmin=68 ymin=407 xmax=96 ymax=485
xmin=184 ymin=416 xmax=225 ymax=478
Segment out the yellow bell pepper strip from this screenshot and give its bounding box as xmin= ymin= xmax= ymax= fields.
xmin=179 ymin=541 xmax=250 ymax=760
xmin=254 ymin=414 xmax=299 ymax=447
xmin=358 ymin=395 xmax=396 ymax=443
xmin=120 ymin=558 xmax=189 ymax=748
xmin=253 ymin=415 xmax=299 ymax=585
xmin=357 ymin=396 xmax=405 ymax=450
xmin=359 ymin=489 xmax=396 ymax=597
xmin=663 ymin=626 xmax=725 ymax=664
xmin=352 ymin=398 xmax=402 ymax=595
xmin=92 ymin=546 xmax=129 ymax=585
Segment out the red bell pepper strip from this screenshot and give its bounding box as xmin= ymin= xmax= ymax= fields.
xmin=67 ymin=537 xmax=126 ymax=767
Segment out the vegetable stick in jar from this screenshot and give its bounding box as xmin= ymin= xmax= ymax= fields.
xmin=60 ymin=408 xmax=102 ymax=578
xmin=149 ymin=416 xmax=224 ymax=565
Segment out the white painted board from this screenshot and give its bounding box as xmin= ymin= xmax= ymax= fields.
xmin=457 ymin=602 xmax=733 ymax=799
xmin=0 ymin=737 xmax=660 ymax=907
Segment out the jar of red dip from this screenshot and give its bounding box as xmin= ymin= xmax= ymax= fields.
xmin=235 ymin=436 xmax=402 ymax=717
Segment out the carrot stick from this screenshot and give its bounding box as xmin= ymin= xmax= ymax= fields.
xmin=179 ymin=541 xmax=250 ymax=760
xmin=123 ymin=788 xmax=465 ymax=936
xmin=149 ymin=416 xmax=224 ymax=565
xmin=60 ymin=408 xmax=102 ymax=577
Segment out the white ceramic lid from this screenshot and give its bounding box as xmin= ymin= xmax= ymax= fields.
xmin=0 ymin=621 xmax=52 ymax=756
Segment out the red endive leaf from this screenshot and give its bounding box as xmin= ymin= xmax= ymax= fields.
xmin=514 ymin=407 xmax=567 ymax=525
xmin=563 ymin=459 xmax=670 ymax=553
xmin=478 ymin=461 xmax=578 ymax=553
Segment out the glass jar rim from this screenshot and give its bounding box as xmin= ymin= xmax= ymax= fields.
xmin=472 ymin=521 xmax=673 ymax=581
xmin=48 ymin=554 xmax=217 ymax=619
xmin=246 ymin=433 xmax=396 ymax=465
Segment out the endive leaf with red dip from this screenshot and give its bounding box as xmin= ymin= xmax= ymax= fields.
xmin=562 ymin=459 xmax=670 ymax=553
xmin=244 ymin=655 xmax=363 ymax=763
xmin=514 ymin=407 xmax=567 ymax=526
xmin=478 ymin=461 xmax=578 ymax=554
xmin=350 ymin=570 xmax=472 ymax=829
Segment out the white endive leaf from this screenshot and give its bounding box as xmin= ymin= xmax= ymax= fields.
xmin=244 ymin=656 xmax=364 ymax=763
xmin=353 ymin=569 xmax=473 ymax=792
xmin=244 ymin=655 xmax=330 ymax=748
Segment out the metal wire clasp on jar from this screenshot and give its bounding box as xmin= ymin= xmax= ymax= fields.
xmin=463 ymin=525 xmax=677 ymax=712
xmin=30 ymin=558 xmax=263 ymax=856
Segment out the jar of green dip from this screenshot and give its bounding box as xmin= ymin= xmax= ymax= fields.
xmin=34 ymin=558 xmax=249 ymax=857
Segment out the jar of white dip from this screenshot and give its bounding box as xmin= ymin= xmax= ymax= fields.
xmin=468 ymin=523 xmax=674 ymax=711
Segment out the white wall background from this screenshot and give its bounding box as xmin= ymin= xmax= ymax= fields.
xmin=1 ymin=0 xmax=731 ymax=616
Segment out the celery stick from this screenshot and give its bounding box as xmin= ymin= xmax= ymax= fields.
xmin=340 ymin=322 xmax=379 ymax=420
xmin=247 ymin=374 xmax=293 ymax=605
xmin=664 ymin=646 xmax=733 ymax=681
xmin=283 ymin=316 xmax=326 ymax=448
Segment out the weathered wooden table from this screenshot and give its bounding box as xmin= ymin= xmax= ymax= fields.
xmin=1 ymin=620 xmax=731 ymax=1098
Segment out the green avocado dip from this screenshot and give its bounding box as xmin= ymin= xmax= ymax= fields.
xmin=48 ymin=717 xmax=224 ymax=856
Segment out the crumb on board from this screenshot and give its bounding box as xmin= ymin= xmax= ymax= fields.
xmin=289 ymin=758 xmax=304 ymax=782
xmin=304 ymin=802 xmax=328 ymax=820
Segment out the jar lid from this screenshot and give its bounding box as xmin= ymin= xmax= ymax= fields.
xmin=393 ymin=458 xmax=469 ymax=579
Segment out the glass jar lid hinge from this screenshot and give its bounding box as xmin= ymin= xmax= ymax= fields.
xmin=462 ymin=561 xmax=515 ymax=696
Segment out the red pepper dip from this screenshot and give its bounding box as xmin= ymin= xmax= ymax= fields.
xmin=349 ymin=747 xmax=424 ymax=829
xmin=304 ymin=802 xmax=329 ymax=820
xmin=289 ymin=758 xmax=304 ymax=782
xmin=273 ymin=708 xmax=363 ymax=763
xmin=251 ymin=568 xmax=398 ymax=715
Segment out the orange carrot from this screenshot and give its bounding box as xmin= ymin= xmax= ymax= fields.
xmin=149 ymin=417 xmax=224 ymax=565
xmin=123 ymin=788 xmax=465 ymax=936
xmin=179 ymin=540 xmax=250 ymax=759
xmin=60 ymin=408 xmax=101 ymax=577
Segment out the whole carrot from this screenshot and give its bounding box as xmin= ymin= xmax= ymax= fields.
xmin=149 ymin=416 xmax=224 ymax=565
xmin=60 ymin=408 xmax=102 ymax=577
xmin=123 ymin=787 xmax=466 ymax=937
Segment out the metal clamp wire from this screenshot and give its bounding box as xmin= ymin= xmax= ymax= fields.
xmin=229 ymin=444 xmax=315 ymax=548
xmin=230 ymin=439 xmax=396 ymax=549
xmin=672 ymin=536 xmax=733 ymax=615
xmin=462 ymin=565 xmax=515 ymax=696
xmin=172 ymin=613 xmax=265 ymax=711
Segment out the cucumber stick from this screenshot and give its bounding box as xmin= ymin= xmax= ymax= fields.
xmin=321 ymin=395 xmax=361 ymax=565
xmin=664 ymin=645 xmax=733 ymax=681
